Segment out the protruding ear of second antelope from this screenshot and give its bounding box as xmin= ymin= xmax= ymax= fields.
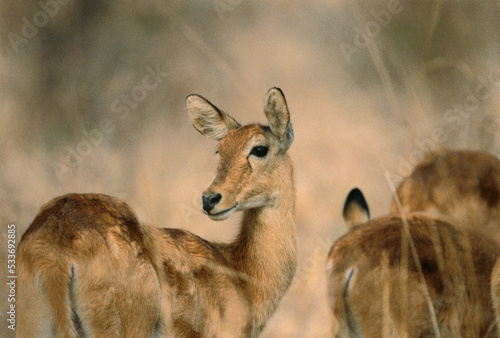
xmin=342 ymin=188 xmax=370 ymax=229
xmin=16 ymin=88 xmax=296 ymax=337
xmin=327 ymin=188 xmax=500 ymax=337
xmin=390 ymin=149 xmax=500 ymax=244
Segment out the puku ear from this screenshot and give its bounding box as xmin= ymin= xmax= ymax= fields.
xmin=342 ymin=188 xmax=370 ymax=229
xmin=264 ymin=87 xmax=293 ymax=150
xmin=185 ymin=94 xmax=240 ymax=141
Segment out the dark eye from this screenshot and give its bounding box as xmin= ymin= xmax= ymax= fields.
xmin=250 ymin=146 xmax=268 ymax=158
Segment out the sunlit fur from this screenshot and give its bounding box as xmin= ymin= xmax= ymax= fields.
xmin=327 ymin=189 xmax=500 ymax=337
xmin=17 ymin=88 xmax=296 ymax=337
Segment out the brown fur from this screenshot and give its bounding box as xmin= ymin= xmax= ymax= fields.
xmin=17 ymin=194 xmax=161 ymax=337
xmin=389 ymin=149 xmax=500 ymax=333
xmin=491 ymin=258 xmax=500 ymax=335
xmin=327 ymin=212 xmax=500 ymax=337
xmin=390 ymin=149 xmax=500 ymax=244
xmin=17 ymin=88 xmax=296 ymax=337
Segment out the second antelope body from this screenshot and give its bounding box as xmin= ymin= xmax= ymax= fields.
xmin=17 ymin=88 xmax=296 ymax=337
xmin=327 ymin=188 xmax=500 ymax=337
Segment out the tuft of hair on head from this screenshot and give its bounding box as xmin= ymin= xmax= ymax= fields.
xmin=342 ymin=188 xmax=370 ymax=229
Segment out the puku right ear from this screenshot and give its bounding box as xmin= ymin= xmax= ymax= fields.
xmin=264 ymin=87 xmax=293 ymax=150
xmin=185 ymin=94 xmax=241 ymax=141
xmin=342 ymin=188 xmax=370 ymax=229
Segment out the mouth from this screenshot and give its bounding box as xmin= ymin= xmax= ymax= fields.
xmin=206 ymin=205 xmax=238 ymax=220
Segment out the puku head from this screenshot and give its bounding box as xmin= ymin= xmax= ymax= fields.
xmin=185 ymin=87 xmax=294 ymax=221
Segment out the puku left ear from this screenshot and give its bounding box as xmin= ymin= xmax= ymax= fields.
xmin=342 ymin=188 xmax=370 ymax=229
xmin=264 ymin=87 xmax=294 ymax=150
xmin=185 ymin=94 xmax=241 ymax=141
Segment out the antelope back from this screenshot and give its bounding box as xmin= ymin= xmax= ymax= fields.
xmin=391 ymin=149 xmax=500 ymax=244
xmin=328 ymin=188 xmax=500 ymax=337
xmin=17 ymin=194 xmax=162 ymax=337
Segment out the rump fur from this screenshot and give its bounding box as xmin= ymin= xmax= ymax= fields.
xmin=17 ymin=194 xmax=162 ymax=337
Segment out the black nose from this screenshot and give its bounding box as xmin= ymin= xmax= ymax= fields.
xmin=202 ymin=193 xmax=222 ymax=213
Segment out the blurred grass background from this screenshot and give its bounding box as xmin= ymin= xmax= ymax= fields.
xmin=0 ymin=0 xmax=499 ymax=336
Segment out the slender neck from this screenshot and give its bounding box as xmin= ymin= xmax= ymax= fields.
xmin=230 ymin=160 xmax=297 ymax=330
